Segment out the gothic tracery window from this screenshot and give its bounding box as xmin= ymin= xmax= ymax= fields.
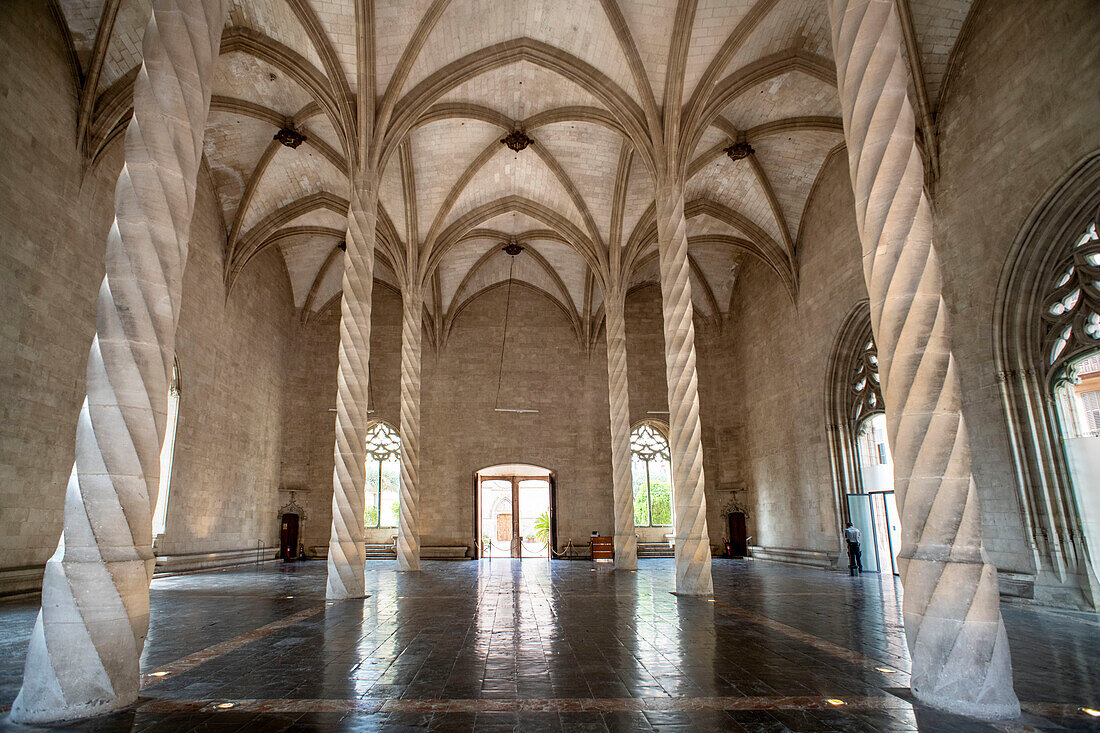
xmin=1043 ymin=221 xmax=1100 ymax=375
xmin=851 ymin=337 xmax=883 ymax=425
xmin=630 ymin=423 xmax=672 ymax=527
xmin=850 ymin=332 xmax=893 ymax=491
xmin=364 ymin=422 xmax=400 ymax=528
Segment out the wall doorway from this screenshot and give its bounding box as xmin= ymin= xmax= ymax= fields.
xmin=279 ymin=513 xmax=299 ymax=560
xmin=727 ymin=512 xmax=748 ymax=557
xmin=477 ymin=464 xmax=553 ymax=558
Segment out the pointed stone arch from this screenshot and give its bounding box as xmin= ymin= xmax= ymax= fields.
xmin=993 ymin=150 xmax=1100 ymax=609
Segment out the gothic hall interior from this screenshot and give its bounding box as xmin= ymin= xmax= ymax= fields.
xmin=1 ymin=0 xmax=1098 ymax=731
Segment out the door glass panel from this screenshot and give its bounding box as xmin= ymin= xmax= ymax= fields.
xmin=518 ymin=480 xmax=550 ymax=557
xmin=846 ymin=493 xmax=879 ymax=572
xmin=481 ymin=479 xmax=513 ymax=558
xmin=871 ymin=493 xmax=892 ymax=575
xmin=884 ymin=492 xmax=901 ymax=575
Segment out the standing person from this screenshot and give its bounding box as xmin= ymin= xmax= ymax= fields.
xmin=844 ymin=522 xmax=862 ymax=575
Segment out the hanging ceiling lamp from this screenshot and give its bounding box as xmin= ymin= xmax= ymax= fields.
xmin=494 ymin=240 xmax=538 ymax=414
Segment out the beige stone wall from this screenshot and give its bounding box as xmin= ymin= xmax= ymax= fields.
xmin=0 ymin=2 xmax=121 ymax=581
xmin=285 ymin=280 xmax=696 ymax=556
xmin=931 ymin=0 xmax=1100 ymax=575
xmin=0 ymin=2 xmax=296 ymax=586
xmin=423 ymin=285 xmax=613 ymax=550
xmin=718 ymin=153 xmax=866 ymax=560
xmin=280 ymin=285 xmax=403 ymax=553
xmin=158 ymin=180 xmax=295 ymax=559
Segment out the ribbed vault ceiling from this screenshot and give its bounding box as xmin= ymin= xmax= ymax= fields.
xmin=55 ymin=0 xmax=975 ymax=347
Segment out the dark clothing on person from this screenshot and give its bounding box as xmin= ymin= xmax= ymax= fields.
xmin=847 ymin=540 xmax=862 ymax=573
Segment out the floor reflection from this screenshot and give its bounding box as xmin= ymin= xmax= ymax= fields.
xmin=0 ymin=558 xmax=1095 ymax=731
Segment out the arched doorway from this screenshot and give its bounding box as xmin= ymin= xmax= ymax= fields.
xmin=476 ymin=464 xmax=553 ymax=559
xmin=826 ymin=301 xmax=901 ymax=575
xmin=995 ymin=153 xmax=1100 ymax=608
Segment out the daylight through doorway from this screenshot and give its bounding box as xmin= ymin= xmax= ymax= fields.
xmin=477 ymin=465 xmax=551 ymax=558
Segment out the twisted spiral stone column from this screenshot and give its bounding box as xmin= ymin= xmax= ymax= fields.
xmin=655 ymin=182 xmax=713 ymax=596
xmin=397 ymin=288 xmax=422 ymax=571
xmin=11 ymin=0 xmax=227 ymax=723
xmin=605 ymin=288 xmax=637 ymax=570
xmin=828 ymin=0 xmax=1019 ymax=719
xmin=326 ymin=185 xmax=378 ymax=599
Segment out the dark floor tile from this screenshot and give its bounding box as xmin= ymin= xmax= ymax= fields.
xmin=0 ymin=561 xmax=1094 ymax=733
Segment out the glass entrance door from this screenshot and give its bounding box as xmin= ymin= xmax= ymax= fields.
xmin=846 ymin=493 xmax=879 ymax=572
xmin=846 ymin=492 xmax=901 ymax=575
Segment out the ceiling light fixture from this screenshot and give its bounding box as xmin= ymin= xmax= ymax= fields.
xmin=149 ymin=671 xmax=170 ymax=677
xmin=501 ymin=130 xmax=532 ymax=152
xmin=274 ymin=127 xmax=307 ymax=149
xmin=724 ymin=141 xmax=754 ymax=161
xmin=825 ymin=699 xmax=846 ymax=706
xmin=1083 ymin=707 xmax=1100 ymax=717
xmin=216 ymin=702 xmax=236 ymax=709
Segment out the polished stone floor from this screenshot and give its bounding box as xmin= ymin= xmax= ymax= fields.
xmin=0 ymin=559 xmax=1097 ymax=732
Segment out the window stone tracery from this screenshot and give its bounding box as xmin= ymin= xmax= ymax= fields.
xmin=851 ymin=336 xmax=883 ymax=425
xmin=1043 ymin=220 xmax=1100 ymax=379
xmin=364 ymin=422 xmax=400 ymax=462
xmin=994 ymin=157 xmax=1100 ymax=608
xmin=630 ymin=423 xmax=670 ymax=462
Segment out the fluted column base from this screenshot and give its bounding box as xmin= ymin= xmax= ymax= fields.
xmin=11 ymin=553 xmax=150 ymax=724
xmin=327 ymin=539 xmax=367 ymax=599
xmin=902 ymin=556 xmax=1019 ymax=719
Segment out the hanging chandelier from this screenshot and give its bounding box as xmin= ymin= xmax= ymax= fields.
xmin=494 ymin=240 xmax=538 ymax=414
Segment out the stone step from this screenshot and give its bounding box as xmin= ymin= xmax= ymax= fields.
xmin=365 ymin=544 xmax=395 ymax=560
xmin=637 ymin=543 xmax=674 ymax=558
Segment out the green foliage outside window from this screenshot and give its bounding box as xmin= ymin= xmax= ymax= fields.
xmin=630 ymin=423 xmax=673 ymax=527
xmin=363 ymin=422 xmax=401 ymax=528
xmin=533 ymin=510 xmax=550 ymax=547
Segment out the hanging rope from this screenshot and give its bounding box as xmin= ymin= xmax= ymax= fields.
xmin=494 ymin=254 xmax=516 ymax=411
